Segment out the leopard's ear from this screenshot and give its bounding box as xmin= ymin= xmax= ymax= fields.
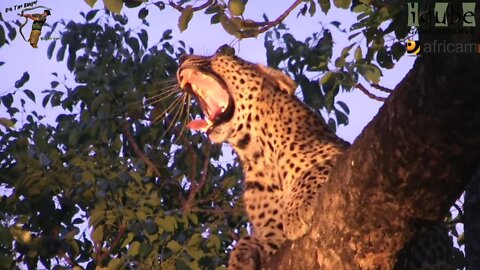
xmin=256 ymin=64 xmax=297 ymax=95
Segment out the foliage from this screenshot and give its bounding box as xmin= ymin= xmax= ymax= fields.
xmin=0 ymin=9 xmax=246 ymax=270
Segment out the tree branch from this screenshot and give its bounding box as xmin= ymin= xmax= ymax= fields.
xmin=169 ymin=0 xmax=214 ymax=12
xmin=121 ymin=124 xmax=161 ymax=177
xmin=355 ymin=83 xmax=387 ymax=101
xmin=97 ymin=221 xmax=128 ymax=264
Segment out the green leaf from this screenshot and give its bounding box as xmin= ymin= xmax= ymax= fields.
xmin=166 ymin=240 xmax=182 ymax=252
xmin=333 ymin=0 xmax=350 ymax=9
xmin=125 ymin=0 xmax=143 ymax=8
xmin=391 ymin=42 xmax=405 ymax=61
xmin=86 ymin=10 xmax=99 ymax=21
xmin=15 ymin=72 xmax=30 ymax=88
xmin=56 ymin=46 xmax=66 ymax=62
xmin=0 ymin=118 xmax=14 ymax=128
xmin=220 ymin=14 xmax=242 ymax=37
xmin=90 ymin=225 xmax=104 ymax=243
xmin=138 ymin=7 xmax=149 ymax=20
xmin=228 ymin=0 xmax=246 ymax=16
xmin=318 ymin=0 xmax=330 ymax=14
xmin=128 ymin=241 xmax=140 ymax=256
xmin=334 ymin=57 xmax=345 ymax=68
xmin=358 ymin=63 xmax=382 ymax=83
xmin=208 ymin=234 xmax=221 ymax=250
xmin=320 ymin=71 xmax=333 ymax=85
xmin=5 ymin=23 xmax=16 ymax=40
xmin=335 ymin=109 xmax=349 ymax=125
xmin=139 ymin=243 xmax=153 ymax=257
xmin=103 ymin=0 xmax=123 ymax=14
xmin=85 ymin=0 xmax=97 ymax=8
xmin=158 ymin=216 xmax=177 ymax=232
xmin=376 ymin=47 xmax=393 ymax=69
xmin=308 ymin=1 xmax=317 ymax=16
xmin=89 ymin=209 xmax=105 ymax=227
xmin=354 ymin=46 xmax=362 ymax=61
xmin=0 ymin=25 xmax=6 ymax=46
xmin=187 ymin=233 xmax=202 ymax=247
xmin=47 ymin=41 xmax=56 ymax=59
xmin=23 ymin=90 xmax=35 ymax=102
xmin=186 ymin=248 xmax=204 ymax=260
xmin=325 ymin=87 xmax=336 ymax=112
xmin=107 ymin=258 xmax=124 ymax=270
xmin=178 ymin=5 xmax=194 ymax=32
xmin=161 ymin=29 xmax=172 ymax=41
xmin=138 ymin=30 xmax=148 ymax=48
xmin=67 ymin=51 xmax=76 ymax=72
xmin=336 ymin=101 xmax=350 ymax=114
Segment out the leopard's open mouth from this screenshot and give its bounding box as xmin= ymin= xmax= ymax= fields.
xmin=178 ymin=68 xmax=234 ymax=132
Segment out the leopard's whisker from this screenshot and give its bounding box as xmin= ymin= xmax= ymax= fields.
xmin=145 ymin=84 xmax=181 ymax=99
xmin=145 ymin=89 xmax=183 ymax=107
xmin=164 ymin=94 xmax=188 ymax=135
xmin=151 ymin=94 xmax=184 ymax=124
xmin=176 ymin=95 xmax=192 ymax=142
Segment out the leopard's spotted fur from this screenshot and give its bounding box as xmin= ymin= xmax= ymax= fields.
xmin=177 ymin=47 xmax=348 ymax=269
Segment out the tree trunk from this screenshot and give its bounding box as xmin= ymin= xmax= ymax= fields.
xmin=265 ymin=1 xmax=480 ymax=268
xmin=465 ymin=171 xmax=480 ymax=270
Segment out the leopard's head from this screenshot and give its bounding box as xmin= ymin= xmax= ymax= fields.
xmin=177 ymin=45 xmax=297 ymax=144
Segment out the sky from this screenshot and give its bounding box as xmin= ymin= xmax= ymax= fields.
xmin=0 ymin=0 xmax=415 ymax=143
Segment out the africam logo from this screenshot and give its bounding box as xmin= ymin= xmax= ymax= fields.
xmin=406 ymin=40 xmax=421 ymax=55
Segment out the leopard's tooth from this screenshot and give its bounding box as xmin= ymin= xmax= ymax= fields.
xmin=180 ymin=76 xmax=188 ymax=88
xmin=191 ymin=84 xmax=198 ymax=92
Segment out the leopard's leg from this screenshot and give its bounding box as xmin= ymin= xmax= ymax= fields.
xmin=282 ymin=163 xmax=332 ymax=240
xmin=228 ymin=235 xmax=278 ymax=270
xmin=229 ymin=181 xmax=286 ymax=269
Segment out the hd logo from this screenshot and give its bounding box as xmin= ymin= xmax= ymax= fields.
xmin=406 ymin=40 xmax=421 ymax=56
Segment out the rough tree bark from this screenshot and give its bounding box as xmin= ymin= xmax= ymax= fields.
xmin=465 ymin=172 xmax=480 ymax=270
xmin=265 ymin=1 xmax=480 ymax=269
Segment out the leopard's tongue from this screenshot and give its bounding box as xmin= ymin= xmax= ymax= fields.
xmin=186 ymin=95 xmax=224 ymax=131
xmin=187 ymin=119 xmax=209 ymax=131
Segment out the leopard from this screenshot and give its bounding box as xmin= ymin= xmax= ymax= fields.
xmin=174 ymin=45 xmax=461 ymax=270
xmin=176 ymin=45 xmax=349 ymax=269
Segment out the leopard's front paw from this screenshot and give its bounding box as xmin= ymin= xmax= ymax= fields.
xmin=229 ymin=238 xmax=261 ymax=270
xmin=282 ymin=200 xmax=315 ymax=240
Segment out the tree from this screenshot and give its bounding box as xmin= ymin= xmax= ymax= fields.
xmin=0 ymin=0 xmax=477 ymax=269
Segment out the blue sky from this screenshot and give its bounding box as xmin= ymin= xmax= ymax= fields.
xmin=0 ymin=0 xmax=414 ymax=142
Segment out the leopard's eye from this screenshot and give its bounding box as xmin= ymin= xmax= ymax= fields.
xmin=216 ymin=44 xmax=235 ymax=56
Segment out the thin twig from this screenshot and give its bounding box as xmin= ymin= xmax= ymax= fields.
xmin=169 ymin=0 xmax=214 ymax=12
xmin=121 ymin=124 xmax=161 ymax=177
xmin=355 ymin=83 xmax=387 ymax=102
xmin=97 ymin=221 xmax=128 ymax=263
xmin=198 ymin=143 xmax=211 ymax=191
xmin=257 ymin=0 xmax=304 ymax=34
xmin=371 ymin=83 xmax=393 ymax=93
xmin=58 ymin=250 xmax=76 ymax=267
xmin=168 ymin=0 xmax=304 ymax=38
